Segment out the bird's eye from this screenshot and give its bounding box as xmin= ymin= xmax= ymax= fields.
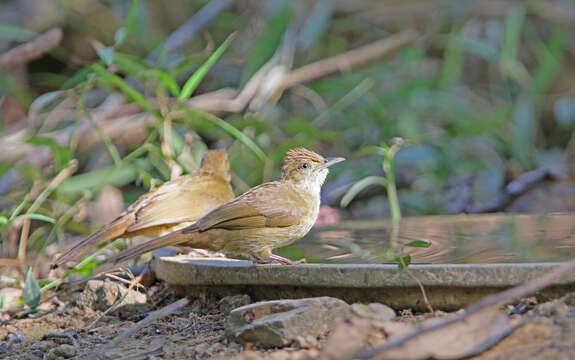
xmin=301 ymin=162 xmax=309 ymax=169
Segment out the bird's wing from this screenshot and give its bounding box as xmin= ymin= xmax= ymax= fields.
xmin=196 ymin=182 xmax=306 ymax=230
xmin=126 ymin=174 xmax=234 ymax=233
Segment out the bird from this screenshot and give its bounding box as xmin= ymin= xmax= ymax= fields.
xmin=51 ymin=149 xmax=234 ymax=269
xmin=105 ymin=147 xmax=345 ymax=266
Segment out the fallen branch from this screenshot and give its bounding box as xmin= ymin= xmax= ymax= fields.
xmin=351 ymin=256 xmax=575 ymax=359
xmin=281 ymin=30 xmax=418 ymax=89
xmin=0 ymin=28 xmax=62 ymax=69
xmin=86 ymin=297 xmax=189 ymax=360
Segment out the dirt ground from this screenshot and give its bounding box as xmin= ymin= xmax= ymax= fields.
xmin=2 ymin=280 xmax=575 ymax=360
xmin=0 ymin=282 xmax=324 ymax=360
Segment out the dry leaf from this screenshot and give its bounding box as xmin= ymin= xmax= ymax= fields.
xmin=371 ymin=307 xmax=511 ymax=360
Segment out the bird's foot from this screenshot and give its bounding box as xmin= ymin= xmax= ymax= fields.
xmin=269 ymin=254 xmax=307 ymax=265
xmin=251 ymin=253 xmax=306 ymax=265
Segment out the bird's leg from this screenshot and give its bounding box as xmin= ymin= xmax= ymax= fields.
xmin=249 ymin=249 xmax=274 ymax=264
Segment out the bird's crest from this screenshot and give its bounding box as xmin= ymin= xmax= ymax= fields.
xmin=284 ymin=148 xmax=324 ymax=165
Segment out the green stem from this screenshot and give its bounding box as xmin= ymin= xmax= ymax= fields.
xmin=384 ymin=151 xmax=401 ymax=223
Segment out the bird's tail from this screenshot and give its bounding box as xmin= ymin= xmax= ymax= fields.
xmin=106 ymin=224 xmax=199 ymax=266
xmin=51 ymin=218 xmax=129 ymax=269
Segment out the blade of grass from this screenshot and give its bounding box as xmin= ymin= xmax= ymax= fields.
xmin=439 ymin=30 xmax=464 ymax=88
xmin=178 ymin=33 xmax=235 ymax=100
xmin=92 ymin=63 xmax=153 ymax=112
xmin=528 ymin=24 xmax=566 ymax=97
xmin=77 ymin=97 xmax=122 ymax=166
xmin=41 ymin=238 xmax=123 ymax=292
xmin=17 ymin=214 xmax=55 ymax=224
xmin=182 ymin=108 xmax=266 ymax=161
xmin=115 ymin=0 xmax=141 ymax=46
xmin=500 ymin=6 xmax=530 ymax=84
xmin=146 ymin=70 xmax=180 ymax=97
xmin=341 ymin=176 xmax=388 ymax=208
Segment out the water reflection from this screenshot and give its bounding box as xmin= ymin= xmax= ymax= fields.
xmin=283 ymin=213 xmax=575 ymax=264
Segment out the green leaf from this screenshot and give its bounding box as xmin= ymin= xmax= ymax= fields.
xmin=404 ymin=240 xmax=431 ymax=248
xmin=97 ymin=46 xmax=115 ymax=66
xmin=145 ymin=69 xmax=180 ymax=96
xmin=61 ymin=66 xmax=94 ymax=89
xmin=0 ymin=216 xmax=8 ymax=227
xmin=24 ymin=268 xmax=41 ymax=310
xmin=529 ymin=24 xmax=566 ymax=96
xmin=17 ymin=213 xmax=55 ymax=224
xmin=114 ymin=27 xmax=127 ymax=45
xmin=183 ymin=108 xmax=266 ymax=161
xmin=500 ymin=6 xmax=529 ymax=83
xmin=9 ymin=200 xmax=28 ymax=222
xmin=439 ymin=31 xmax=464 ymax=88
xmin=124 ymin=0 xmax=141 ymax=39
xmin=340 ymin=176 xmax=388 ymax=208
xmin=113 ymin=52 xmax=150 ymax=76
xmin=92 ymin=63 xmax=153 ymax=112
xmin=178 ymin=34 xmax=234 ymax=100
xmin=392 ymin=255 xmax=411 ymax=270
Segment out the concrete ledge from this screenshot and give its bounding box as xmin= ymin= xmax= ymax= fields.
xmin=153 ymin=256 xmax=575 ymax=310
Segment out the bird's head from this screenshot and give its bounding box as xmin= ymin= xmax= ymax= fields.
xmin=200 ymin=149 xmax=231 ymax=182
xmin=280 ymin=147 xmax=344 ymax=189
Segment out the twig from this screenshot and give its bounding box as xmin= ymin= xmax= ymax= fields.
xmin=16 ymin=159 xmax=78 ymax=263
xmin=351 ymin=256 xmax=575 ymax=359
xmin=0 ymin=28 xmax=62 ymax=69
xmin=16 ymin=218 xmax=30 ymax=265
xmin=86 ymin=297 xmax=189 ymax=360
xmin=85 ymin=269 xmax=140 ymax=330
xmin=27 ymin=159 xmax=79 ymax=215
xmin=281 ymin=30 xmax=418 ymax=89
xmin=405 ymin=269 xmax=434 ymax=313
xmin=117 ymin=345 xmax=165 ymax=360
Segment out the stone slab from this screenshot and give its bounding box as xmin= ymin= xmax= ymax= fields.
xmin=153 ymin=256 xmax=575 ymax=310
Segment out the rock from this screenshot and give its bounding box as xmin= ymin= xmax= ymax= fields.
xmin=77 ymin=279 xmax=146 ymax=311
xmin=47 ymin=344 xmax=76 ymax=359
xmin=348 ymin=303 xmax=396 ymax=321
xmin=226 ymin=297 xmax=349 ymax=348
xmin=218 ymin=295 xmax=252 ymax=314
xmin=30 ymin=340 xmax=56 ymax=352
xmin=41 ymin=332 xmax=75 ymax=345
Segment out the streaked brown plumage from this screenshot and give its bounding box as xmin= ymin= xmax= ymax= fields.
xmin=51 ymin=149 xmax=234 ymax=269
xmin=105 ymin=148 xmax=344 ymax=266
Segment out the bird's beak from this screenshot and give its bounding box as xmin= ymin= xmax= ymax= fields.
xmin=317 ymin=157 xmax=345 ymax=170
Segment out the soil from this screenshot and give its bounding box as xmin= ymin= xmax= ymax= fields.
xmin=2 ymin=282 xmax=575 ymax=360
xmin=0 ymin=282 xmax=323 ymax=360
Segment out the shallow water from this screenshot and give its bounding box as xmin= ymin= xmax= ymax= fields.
xmin=280 ymin=213 xmax=575 ymax=264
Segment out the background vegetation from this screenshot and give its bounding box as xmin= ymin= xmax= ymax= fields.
xmin=1 ymin=0 xmax=575 ymax=286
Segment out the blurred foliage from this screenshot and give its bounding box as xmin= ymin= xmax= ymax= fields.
xmin=1 ymin=0 xmax=575 ymax=278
